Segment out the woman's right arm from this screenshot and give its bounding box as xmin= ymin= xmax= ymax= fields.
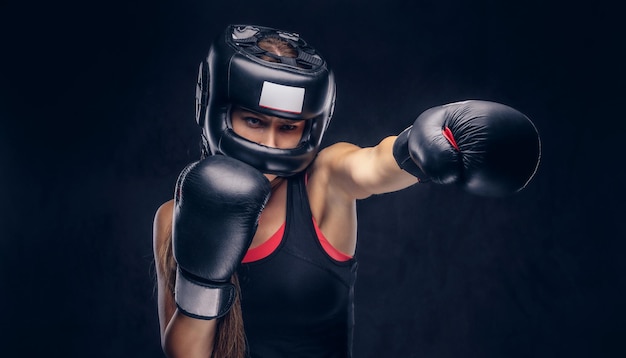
xmin=153 ymin=200 xmax=217 ymax=358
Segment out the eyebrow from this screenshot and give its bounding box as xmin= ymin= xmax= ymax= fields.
xmin=238 ymin=110 xmax=301 ymax=124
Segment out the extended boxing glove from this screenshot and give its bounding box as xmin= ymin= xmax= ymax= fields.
xmin=172 ymin=155 xmax=271 ymax=319
xmin=393 ymin=100 xmax=541 ymax=197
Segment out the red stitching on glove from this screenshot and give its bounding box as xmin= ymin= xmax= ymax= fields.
xmin=442 ymin=127 xmax=460 ymax=151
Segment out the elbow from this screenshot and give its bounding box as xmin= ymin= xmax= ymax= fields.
xmin=160 ymin=312 xmax=216 ymax=358
xmin=161 ymin=331 xmax=176 ymax=358
xmin=161 ymin=328 xmax=199 ymax=358
xmin=161 ymin=334 xmax=193 ymax=358
xmin=160 ymin=321 xmax=180 ymax=358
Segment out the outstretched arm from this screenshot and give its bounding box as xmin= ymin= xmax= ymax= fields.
xmin=313 ymin=100 xmax=540 ymax=201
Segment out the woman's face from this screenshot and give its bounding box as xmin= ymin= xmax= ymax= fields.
xmin=231 ymin=107 xmax=306 ymax=150
xmin=231 ymin=107 xmax=306 ymax=182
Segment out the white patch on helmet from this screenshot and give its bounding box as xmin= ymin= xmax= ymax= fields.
xmin=259 ymin=81 xmax=305 ymax=114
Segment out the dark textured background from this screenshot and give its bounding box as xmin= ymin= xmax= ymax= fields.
xmin=1 ymin=1 xmax=624 ymax=357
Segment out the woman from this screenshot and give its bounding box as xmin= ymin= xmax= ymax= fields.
xmin=153 ymin=24 xmax=541 ymax=357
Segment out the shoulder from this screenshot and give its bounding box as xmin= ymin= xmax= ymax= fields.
xmin=307 ymin=142 xmax=364 ymax=206
xmin=153 ymin=199 xmax=174 ymax=253
xmin=154 ymin=199 xmax=174 ymax=233
xmin=316 ymin=142 xmax=361 ymax=164
xmin=309 ymin=143 xmax=356 ymax=188
xmin=310 ymin=142 xmax=361 ymax=177
xmin=309 ymin=142 xmax=372 ymax=200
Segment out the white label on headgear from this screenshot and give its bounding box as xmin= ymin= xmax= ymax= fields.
xmin=259 ymin=81 xmax=305 ymax=114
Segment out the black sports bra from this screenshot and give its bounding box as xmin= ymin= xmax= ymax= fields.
xmin=237 ymin=172 xmax=358 ymax=357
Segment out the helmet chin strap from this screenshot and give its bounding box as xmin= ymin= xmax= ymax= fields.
xmin=200 ymin=133 xmax=211 ymax=159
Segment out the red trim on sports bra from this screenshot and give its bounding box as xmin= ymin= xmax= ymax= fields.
xmin=242 ymin=173 xmax=352 ymax=263
xmin=308 ymin=173 xmax=351 ymax=261
xmin=242 ymin=222 xmax=285 ymax=263
xmin=240 ymin=219 xmax=353 ymax=263
xmin=312 ymin=218 xmax=352 ymax=262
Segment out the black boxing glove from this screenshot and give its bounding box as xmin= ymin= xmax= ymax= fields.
xmin=393 ymin=100 xmax=541 ymax=197
xmin=172 ymin=155 xmax=271 ymax=319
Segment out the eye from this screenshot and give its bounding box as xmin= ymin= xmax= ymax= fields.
xmin=279 ymin=124 xmax=298 ymax=131
xmin=244 ymin=116 xmax=265 ymax=128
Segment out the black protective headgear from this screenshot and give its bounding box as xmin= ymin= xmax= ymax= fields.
xmin=196 ymin=24 xmax=336 ymax=176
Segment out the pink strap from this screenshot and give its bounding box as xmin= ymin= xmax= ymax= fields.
xmin=241 ymin=222 xmax=285 ymax=263
xmin=313 ymin=218 xmax=352 ymax=262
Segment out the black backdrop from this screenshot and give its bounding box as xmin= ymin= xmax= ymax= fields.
xmin=1 ymin=1 xmax=624 ymax=357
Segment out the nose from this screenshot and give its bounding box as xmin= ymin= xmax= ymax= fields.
xmin=259 ymin=128 xmax=278 ymax=148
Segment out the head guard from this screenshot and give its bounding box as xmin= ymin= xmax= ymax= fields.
xmin=196 ymin=24 xmax=336 ymax=176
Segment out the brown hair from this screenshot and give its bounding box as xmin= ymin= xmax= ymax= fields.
xmin=257 ymin=36 xmax=298 ymax=62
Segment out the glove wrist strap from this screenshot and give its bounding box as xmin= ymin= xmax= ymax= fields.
xmin=392 ymin=126 xmax=430 ymax=182
xmin=174 ymin=268 xmax=236 ymax=320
